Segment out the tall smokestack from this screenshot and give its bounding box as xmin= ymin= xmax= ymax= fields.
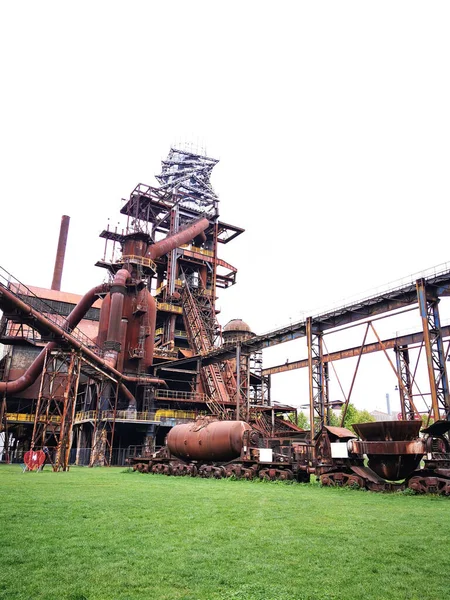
xmin=51 ymin=215 xmax=70 ymax=291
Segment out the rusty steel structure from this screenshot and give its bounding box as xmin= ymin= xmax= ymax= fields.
xmin=132 ymin=416 xmax=450 ymax=494
xmin=1 ymin=147 xmax=450 ymax=494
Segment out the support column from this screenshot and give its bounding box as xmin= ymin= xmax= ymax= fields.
xmin=416 ymin=278 xmax=450 ymax=421
xmin=394 ymin=345 xmax=416 ymax=420
xmin=307 ymin=317 xmax=327 ymax=439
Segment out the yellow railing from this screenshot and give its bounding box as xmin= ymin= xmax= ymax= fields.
xmin=117 ymin=255 xmax=157 ymax=271
xmin=155 ymin=389 xmax=208 ymax=402
xmin=155 ymin=409 xmax=197 ymax=420
xmin=74 ymin=411 xmax=97 ymax=422
xmin=181 ymin=244 xmax=214 ymax=258
xmin=155 ymin=279 xmax=184 ymax=296
xmin=74 ymin=409 xmax=198 ymax=424
xmin=156 ymin=302 xmax=183 ymax=314
xmin=6 ymin=413 xmax=61 ymax=424
xmin=174 ymin=329 xmax=187 ymax=337
xmin=154 ymin=328 xmax=186 ymax=339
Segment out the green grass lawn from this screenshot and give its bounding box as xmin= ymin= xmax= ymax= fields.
xmin=0 ymin=464 xmax=449 ymax=600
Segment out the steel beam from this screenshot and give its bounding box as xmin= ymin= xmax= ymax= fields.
xmin=416 ymin=278 xmax=450 ymax=420
xmin=262 ymin=325 xmax=450 ymax=375
xmin=307 ymin=318 xmax=327 ymax=438
xmin=394 ymin=345 xmax=416 ymax=420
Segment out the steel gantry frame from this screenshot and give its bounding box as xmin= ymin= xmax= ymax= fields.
xmin=31 ymin=348 xmax=82 ymax=471
xmin=158 ymin=266 xmax=450 ymax=427
xmin=394 ymin=345 xmax=417 ymax=421
xmin=416 ymin=278 xmax=450 ymax=421
xmin=260 ymin=277 xmax=450 ymax=425
xmin=89 ymin=378 xmax=119 ymax=467
xmin=306 ymin=318 xmax=328 ymax=438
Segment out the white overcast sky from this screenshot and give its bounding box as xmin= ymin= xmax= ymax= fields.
xmin=1 ymin=1 xmax=449 ymax=415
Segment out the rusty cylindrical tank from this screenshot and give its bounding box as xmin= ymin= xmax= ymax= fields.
xmin=167 ymin=419 xmax=252 ymax=463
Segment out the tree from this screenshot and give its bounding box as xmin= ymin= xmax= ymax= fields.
xmin=296 ymin=404 xmax=375 ymax=433
xmin=296 ymin=411 xmax=310 ymax=430
xmin=340 ymin=402 xmax=375 ymax=433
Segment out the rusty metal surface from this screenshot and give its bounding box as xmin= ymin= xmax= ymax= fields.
xmin=167 ymin=419 xmax=251 ymax=462
xmin=351 ymin=440 xmax=425 ymax=455
xmin=422 ymin=419 xmax=450 ymax=436
xmin=366 ymin=453 xmax=422 ymax=481
xmin=353 ymin=421 xmax=423 ymax=480
xmin=324 ymin=425 xmax=356 ymax=439
xmin=148 ymin=218 xmax=209 ymax=260
xmin=51 ymin=215 xmax=70 ymax=291
xmin=353 ymin=420 xmax=422 ymax=441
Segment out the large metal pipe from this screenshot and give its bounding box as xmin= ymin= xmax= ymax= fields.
xmin=51 ymin=215 xmax=70 ymax=291
xmin=104 ymin=269 xmax=130 ymax=368
xmin=141 ymin=288 xmax=156 ymax=369
xmin=0 ymin=282 xmax=167 ymax=396
xmin=147 ymin=217 xmax=209 ymax=260
xmin=96 ymin=293 xmax=111 ymax=347
xmin=0 ymin=282 xmax=109 ymax=395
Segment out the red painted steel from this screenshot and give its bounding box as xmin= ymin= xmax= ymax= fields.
xmin=167 ymin=419 xmax=251 ymax=462
xmin=51 ymin=215 xmax=70 ymax=291
xmin=24 ymin=450 xmax=46 ymax=471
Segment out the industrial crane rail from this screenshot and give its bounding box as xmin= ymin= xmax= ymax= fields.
xmin=155 ymin=261 xmax=450 ymax=370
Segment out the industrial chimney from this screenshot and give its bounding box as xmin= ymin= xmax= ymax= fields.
xmin=51 ymin=215 xmax=70 ymax=291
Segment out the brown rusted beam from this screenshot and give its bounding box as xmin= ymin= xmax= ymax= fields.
xmin=262 ymin=325 xmax=450 ymax=376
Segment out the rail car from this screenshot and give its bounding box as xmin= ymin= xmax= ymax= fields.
xmin=130 ymin=417 xmax=450 ymax=495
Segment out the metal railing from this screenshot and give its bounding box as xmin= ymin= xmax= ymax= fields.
xmin=181 ymin=244 xmax=214 ymax=258
xmin=154 ymin=279 xmax=183 ymax=296
xmin=156 ymin=301 xmax=183 ymax=314
xmin=155 ymin=389 xmax=208 ymax=402
xmin=0 ymin=265 xmax=104 ymax=356
xmin=117 ymin=254 xmax=157 ymax=272
xmin=174 ymin=329 xmax=187 ymax=338
xmin=257 ymin=260 xmax=450 ymax=336
xmin=6 ymin=412 xmax=61 ymax=424
xmin=74 ymin=409 xmax=199 ymax=424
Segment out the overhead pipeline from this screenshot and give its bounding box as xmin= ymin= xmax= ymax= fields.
xmin=147 ymin=217 xmax=209 ymax=260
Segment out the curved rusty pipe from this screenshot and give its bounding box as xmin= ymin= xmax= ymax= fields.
xmin=0 ymin=283 xmax=167 ymax=398
xmin=0 ymin=282 xmax=109 ymax=396
xmin=147 ymin=217 xmax=209 ymax=260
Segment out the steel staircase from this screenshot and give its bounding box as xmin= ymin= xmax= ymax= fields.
xmin=182 ymin=280 xmax=231 ymax=418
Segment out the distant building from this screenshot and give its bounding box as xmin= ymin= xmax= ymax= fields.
xmin=370 ymin=410 xmax=397 ymax=422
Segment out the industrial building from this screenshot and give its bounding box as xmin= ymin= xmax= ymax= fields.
xmin=1 ymin=148 xmax=450 ymax=471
